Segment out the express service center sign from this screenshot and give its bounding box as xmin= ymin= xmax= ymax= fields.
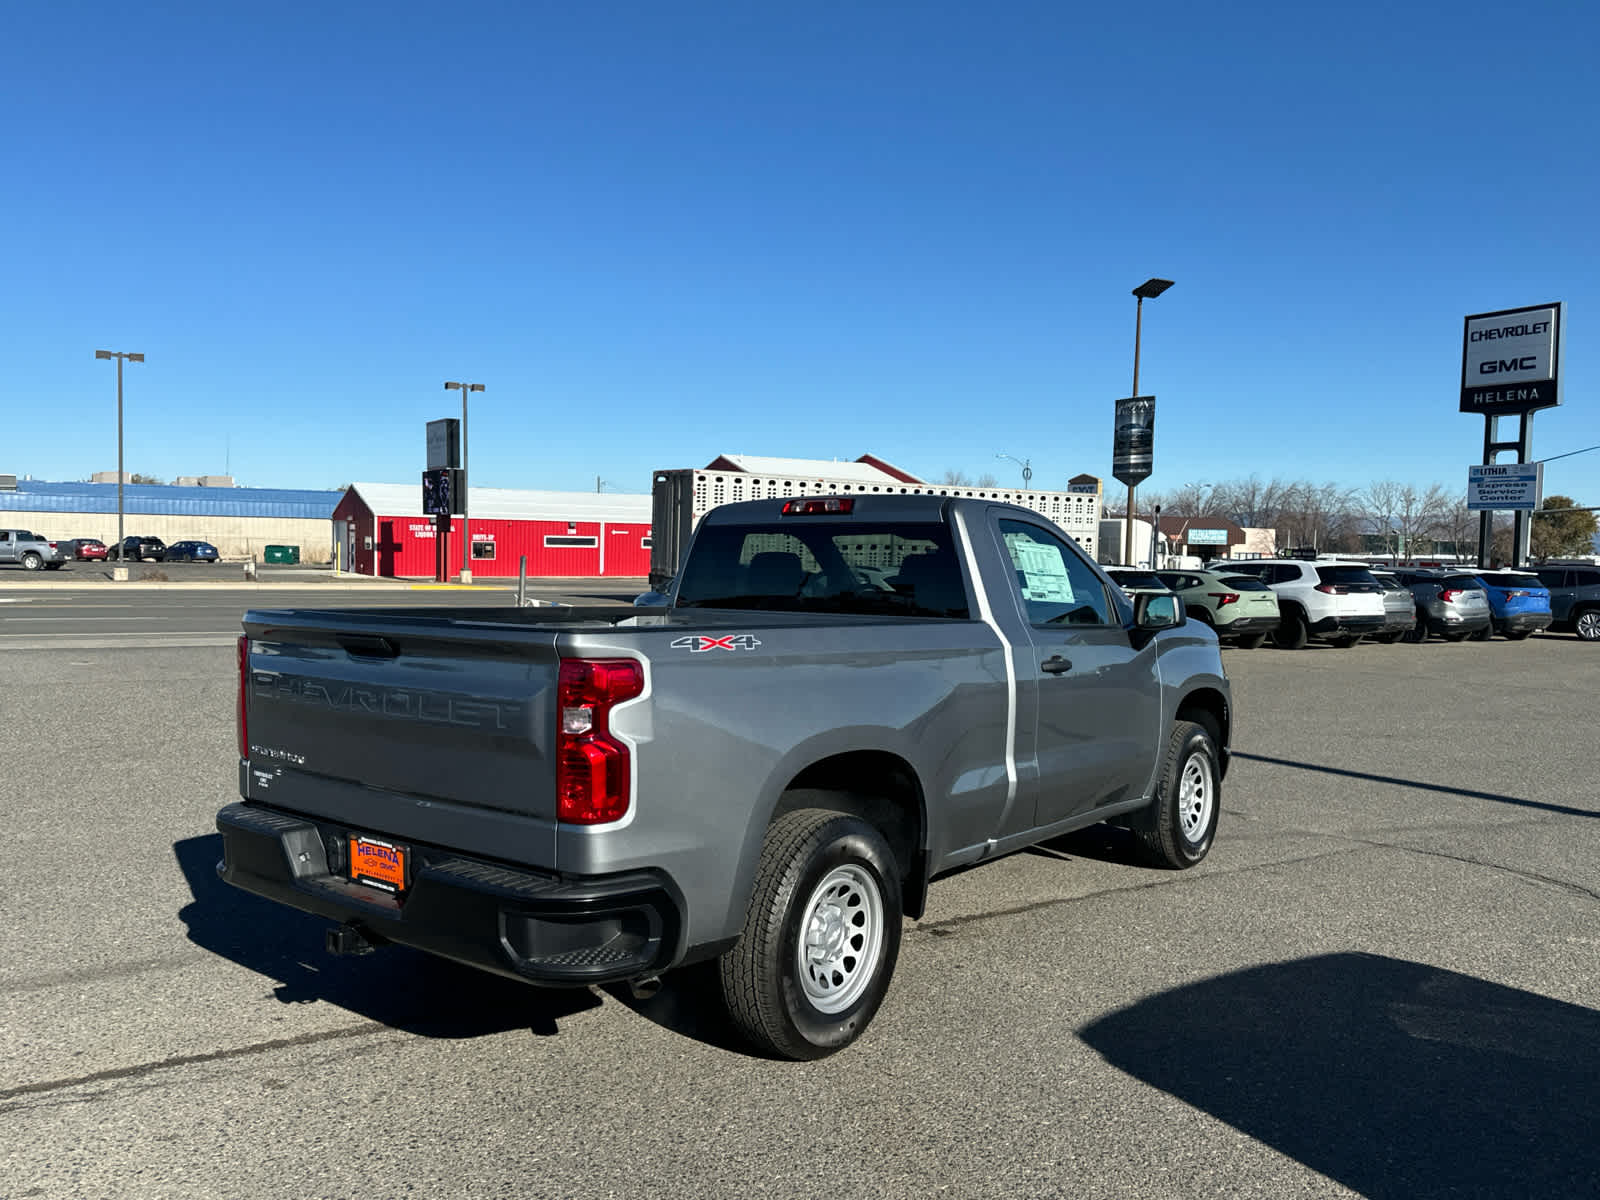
xmin=1460 ymin=303 xmax=1562 ymax=414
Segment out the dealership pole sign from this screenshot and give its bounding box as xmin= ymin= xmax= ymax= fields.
xmin=1467 ymin=463 xmax=1543 ymax=512
xmin=1112 ymin=396 xmax=1155 ymax=487
xmin=1459 ymin=303 xmax=1562 ymax=415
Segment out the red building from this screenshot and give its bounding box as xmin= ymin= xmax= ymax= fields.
xmin=332 ymin=482 xmax=652 ymax=579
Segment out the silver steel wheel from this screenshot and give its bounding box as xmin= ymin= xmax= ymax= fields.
xmin=1177 ymin=749 xmax=1215 ymax=843
xmin=796 ymin=864 xmax=884 ymax=1015
xmin=1577 ymin=611 xmax=1600 ymax=641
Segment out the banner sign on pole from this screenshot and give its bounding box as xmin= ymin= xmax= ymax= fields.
xmin=1112 ymin=396 xmax=1155 ymax=487
xmin=426 ymin=418 xmax=461 ymax=470
xmin=1467 ymin=463 xmax=1543 ymax=511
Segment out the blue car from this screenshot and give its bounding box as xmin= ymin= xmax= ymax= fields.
xmin=166 ymin=540 xmax=221 ymax=563
xmin=1473 ymin=570 xmax=1552 ymax=639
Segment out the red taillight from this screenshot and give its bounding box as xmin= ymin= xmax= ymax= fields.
xmin=1206 ymin=592 xmax=1239 ymax=606
xmin=237 ymin=635 xmax=249 ymax=760
xmin=1314 ymin=583 xmax=1348 ymax=594
xmin=556 ymin=658 xmax=644 ymax=825
xmin=781 ymin=497 xmax=854 ymax=516
xmin=1439 ymin=588 xmax=1462 ymax=603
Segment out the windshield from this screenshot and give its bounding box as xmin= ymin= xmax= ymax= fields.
xmin=675 ymin=520 xmax=969 ymax=618
xmin=1109 ymin=571 xmax=1165 ymax=589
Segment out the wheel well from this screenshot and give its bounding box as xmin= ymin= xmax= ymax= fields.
xmin=1176 ymin=689 xmax=1230 ymax=776
xmin=779 ymin=751 xmax=928 ymax=919
xmin=1278 ymin=599 xmax=1305 ymax=619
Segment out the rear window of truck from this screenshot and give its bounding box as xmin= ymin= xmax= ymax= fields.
xmin=675 ymin=521 xmax=970 ymax=618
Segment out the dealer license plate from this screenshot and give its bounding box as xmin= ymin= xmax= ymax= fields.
xmin=349 ymin=835 xmax=408 ymax=893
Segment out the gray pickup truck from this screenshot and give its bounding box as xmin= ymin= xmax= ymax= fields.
xmin=0 ymin=529 xmax=66 ymax=570
xmin=218 ymin=495 xmax=1232 ymax=1058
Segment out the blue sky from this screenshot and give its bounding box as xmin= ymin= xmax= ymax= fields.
xmin=5 ymin=1 xmax=1597 ymax=504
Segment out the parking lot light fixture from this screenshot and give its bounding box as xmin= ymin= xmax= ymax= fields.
xmin=1125 ymin=280 xmax=1173 ymax=564
xmin=444 ymin=381 xmax=484 ymax=582
xmin=996 ymin=453 xmax=1032 ymax=488
xmin=95 ymin=350 xmax=146 ymax=559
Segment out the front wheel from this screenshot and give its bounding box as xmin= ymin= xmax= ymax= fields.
xmin=1134 ymin=720 xmax=1221 ymax=870
xmin=719 ymin=808 xmax=902 ymax=1060
xmin=1576 ymin=609 xmax=1600 ymax=642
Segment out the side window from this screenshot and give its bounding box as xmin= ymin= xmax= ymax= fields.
xmin=1578 ymin=570 xmax=1600 ymax=588
xmin=999 ymin=519 xmax=1111 ymax=626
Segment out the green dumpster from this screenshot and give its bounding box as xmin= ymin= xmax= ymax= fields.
xmin=263 ymin=545 xmax=300 ymax=565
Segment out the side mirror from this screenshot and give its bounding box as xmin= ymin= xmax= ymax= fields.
xmin=1134 ymin=591 xmax=1183 ymax=631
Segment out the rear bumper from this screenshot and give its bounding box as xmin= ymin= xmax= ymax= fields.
xmin=1495 ymin=612 xmax=1552 ymax=633
xmin=1307 ymin=614 xmax=1384 ymax=636
xmin=1426 ymin=609 xmax=1491 ymax=633
xmin=216 ymin=801 xmax=682 ymax=986
xmin=1217 ymin=614 xmax=1279 ymax=638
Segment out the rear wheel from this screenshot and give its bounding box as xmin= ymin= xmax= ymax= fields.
xmin=1134 ymin=719 xmax=1221 ymax=870
xmin=719 ymin=808 xmax=902 ymax=1060
xmin=1576 ymin=609 xmax=1600 ymax=642
xmin=1404 ymin=612 xmax=1428 ymax=643
xmin=1470 ymin=625 xmax=1493 ymax=641
xmin=1274 ymin=611 xmax=1309 ymax=650
xmin=20 ymin=552 xmax=42 ymax=571
xmin=1235 ymin=633 xmax=1268 ymax=650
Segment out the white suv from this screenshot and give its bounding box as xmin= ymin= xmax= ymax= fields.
xmin=1220 ymin=559 xmax=1385 ymax=649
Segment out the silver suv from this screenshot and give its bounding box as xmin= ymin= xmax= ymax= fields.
xmin=1221 ymin=559 xmax=1385 ymax=649
xmin=1392 ymin=570 xmax=1492 ymax=642
xmin=0 ymin=529 xmax=66 ymax=571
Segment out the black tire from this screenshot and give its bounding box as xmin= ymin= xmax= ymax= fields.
xmin=1470 ymin=625 xmax=1493 ymax=642
xmin=21 ymin=552 xmax=43 ymax=571
xmin=1328 ymin=635 xmax=1360 ymax=648
xmin=719 ymin=808 xmax=902 ymax=1060
xmin=1504 ymin=629 xmax=1532 ymax=641
xmin=1403 ymin=612 xmax=1429 ymax=643
xmin=1274 ymin=610 xmax=1309 ymax=650
xmin=1235 ymin=633 xmax=1268 ymax=650
xmin=1134 ymin=720 xmax=1221 ymax=870
xmin=1575 ymin=609 xmax=1600 ymax=642
xmin=1191 ymin=609 xmax=1215 ymax=628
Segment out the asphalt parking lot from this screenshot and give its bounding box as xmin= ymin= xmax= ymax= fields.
xmin=2 ymin=595 xmax=1596 ymax=1199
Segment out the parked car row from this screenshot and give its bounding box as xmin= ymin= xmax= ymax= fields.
xmin=0 ymin=534 xmax=225 ymax=567
xmin=1108 ymin=558 xmax=1599 ymax=646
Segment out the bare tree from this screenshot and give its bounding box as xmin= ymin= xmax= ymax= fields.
xmin=1438 ymin=500 xmax=1479 ymax=561
xmin=1212 ymin=475 xmax=1287 ymax=529
xmin=1392 ymin=483 xmax=1450 ymax=557
xmin=976 ymin=473 xmax=999 ymax=488
xmin=939 ymin=469 xmax=972 ymax=485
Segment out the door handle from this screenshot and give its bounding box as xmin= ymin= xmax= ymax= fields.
xmin=1040 ymin=655 xmax=1072 ymax=674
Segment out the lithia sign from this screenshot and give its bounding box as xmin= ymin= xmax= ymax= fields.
xmin=1459 ymin=303 xmax=1563 ymax=414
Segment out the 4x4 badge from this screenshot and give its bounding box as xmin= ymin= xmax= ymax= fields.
xmin=670 ymin=634 xmax=762 ymax=652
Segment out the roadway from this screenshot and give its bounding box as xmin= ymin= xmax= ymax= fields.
xmin=1 ymin=598 xmax=1596 ymax=1199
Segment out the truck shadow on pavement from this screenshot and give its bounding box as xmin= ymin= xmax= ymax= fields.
xmin=174 ymin=835 xmax=600 ymax=1038
xmin=1079 ymin=953 xmax=1600 ymax=1198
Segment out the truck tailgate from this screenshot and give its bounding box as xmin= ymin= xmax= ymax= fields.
xmin=241 ymin=611 xmax=560 ymax=826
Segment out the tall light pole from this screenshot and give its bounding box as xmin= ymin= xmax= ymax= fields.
xmin=95 ymin=350 xmax=145 ymax=558
xmin=1125 ymin=278 xmax=1173 ymax=565
xmin=444 ymin=381 xmax=484 ymax=582
xmin=996 ymin=453 xmax=1033 ymax=488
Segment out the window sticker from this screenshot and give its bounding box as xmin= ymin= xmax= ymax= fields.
xmin=1004 ymin=533 xmax=1075 ymax=603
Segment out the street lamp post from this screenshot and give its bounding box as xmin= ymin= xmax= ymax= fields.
xmin=94 ymin=350 xmax=145 ymax=559
xmin=444 ymin=381 xmax=484 ymax=582
xmin=995 ymin=453 xmax=1033 ymax=488
xmin=1125 ymin=278 xmax=1173 ymax=565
